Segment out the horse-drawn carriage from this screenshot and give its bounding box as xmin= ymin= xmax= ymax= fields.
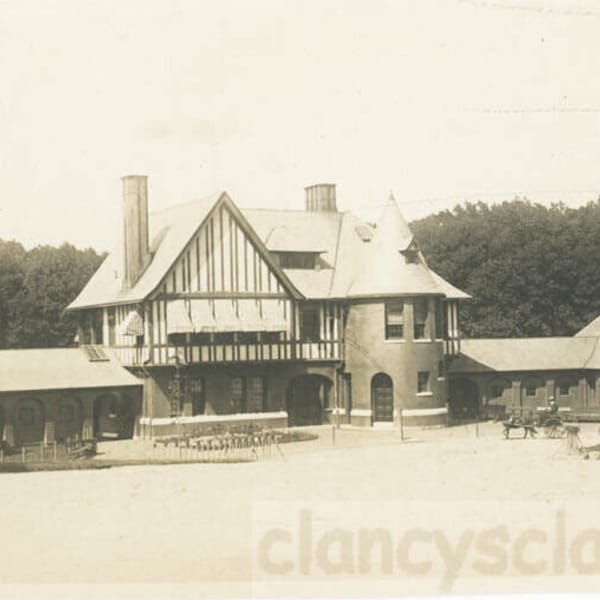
xmin=502 ymin=407 xmax=573 ymax=439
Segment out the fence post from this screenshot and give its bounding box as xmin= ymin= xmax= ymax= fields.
xmin=54 ymin=441 xmax=57 ymax=462
xmin=22 ymin=447 xmax=26 ymax=463
xmin=40 ymin=442 xmax=44 ymax=462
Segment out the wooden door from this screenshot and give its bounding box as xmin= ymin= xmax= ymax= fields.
xmin=372 ymin=374 xmax=393 ymax=422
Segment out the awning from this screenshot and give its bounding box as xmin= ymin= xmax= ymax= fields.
xmin=189 ymin=299 xmax=218 ymax=333
xmin=238 ymin=299 xmax=264 ymax=332
xmin=261 ymin=299 xmax=289 ymax=332
xmin=166 ymin=300 xmax=194 ymax=334
xmin=119 ymin=310 xmax=145 ymax=337
xmin=213 ymin=299 xmax=240 ymax=331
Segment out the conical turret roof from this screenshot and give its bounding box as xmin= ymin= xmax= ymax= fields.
xmin=347 ymin=194 xmax=447 ymax=297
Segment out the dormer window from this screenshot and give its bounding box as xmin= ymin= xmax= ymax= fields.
xmin=400 ymin=241 xmax=419 ymax=264
xmin=276 ymin=252 xmax=318 ymax=269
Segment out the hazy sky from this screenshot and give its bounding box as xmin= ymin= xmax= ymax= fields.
xmin=2 ymin=0 xmax=600 ymax=251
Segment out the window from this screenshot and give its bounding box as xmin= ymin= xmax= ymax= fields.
xmin=168 ymin=333 xmax=186 ymax=346
xmin=108 ymin=308 xmax=116 ymax=346
xmin=214 ymin=332 xmax=235 ymax=344
xmin=413 ymin=298 xmax=428 ymax=339
xmin=300 ymin=306 xmax=320 ymax=342
xmin=402 ymin=244 xmax=419 ymax=264
xmin=189 ymin=377 xmax=206 ymax=416
xmin=385 ymin=300 xmax=404 ymax=339
xmin=434 ymin=300 xmax=444 ymax=339
xmin=559 ymin=383 xmax=571 ymax=396
xmin=231 ymin=377 xmax=244 ymax=412
xmin=417 ymin=371 xmax=430 ymax=394
xmin=91 ymin=310 xmax=103 ymax=345
xmin=277 ymin=252 xmax=317 ymax=269
xmin=237 ymin=332 xmax=258 ymax=344
xmin=261 ymin=331 xmax=282 ymax=344
xmin=246 ymin=377 xmax=266 ymax=413
xmin=526 ymin=386 xmax=537 ymax=397
xmin=230 ymin=376 xmax=266 ymax=413
xmin=190 ymin=332 xmax=211 ymax=345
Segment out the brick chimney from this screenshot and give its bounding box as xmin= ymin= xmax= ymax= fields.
xmin=121 ymin=175 xmax=150 ymax=289
xmin=305 ymin=183 xmax=337 ymax=212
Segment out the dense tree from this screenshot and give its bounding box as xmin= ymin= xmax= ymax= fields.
xmin=0 ymin=241 xmax=104 ymax=348
xmin=412 ymin=199 xmax=600 ymax=338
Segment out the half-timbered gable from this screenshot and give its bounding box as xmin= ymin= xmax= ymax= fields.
xmin=67 ymin=176 xmax=470 ymax=433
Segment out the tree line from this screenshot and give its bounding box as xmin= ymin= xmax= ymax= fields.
xmin=0 ymin=241 xmax=104 ymax=348
xmin=411 ymin=198 xmax=600 ymax=338
xmin=1 ymin=198 xmax=600 ymax=348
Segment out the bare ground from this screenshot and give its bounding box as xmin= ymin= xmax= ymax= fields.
xmin=1 ymin=421 xmax=599 ymax=597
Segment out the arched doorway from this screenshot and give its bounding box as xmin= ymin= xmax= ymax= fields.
xmin=449 ymin=378 xmax=480 ymax=421
xmin=16 ymin=398 xmax=45 ymax=445
xmin=94 ymin=393 xmax=135 ymax=440
xmin=286 ymin=375 xmax=332 ymax=426
xmin=55 ymin=397 xmax=83 ymax=442
xmin=371 ymin=373 xmax=394 ymax=423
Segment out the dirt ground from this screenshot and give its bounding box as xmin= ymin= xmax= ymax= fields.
xmin=1 ymin=421 xmax=600 ymax=598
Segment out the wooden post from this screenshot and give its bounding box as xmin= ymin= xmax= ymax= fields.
xmin=40 ymin=442 xmax=44 ymax=461
xmin=22 ymin=447 xmax=26 ymax=463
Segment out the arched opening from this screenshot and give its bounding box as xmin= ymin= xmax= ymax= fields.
xmin=94 ymin=393 xmax=135 ymax=440
xmin=555 ymin=375 xmax=578 ymax=405
xmin=16 ymin=398 xmax=45 ymax=445
xmin=449 ymin=378 xmax=480 ymax=421
xmin=487 ymin=377 xmax=512 ymax=419
xmin=55 ymin=396 xmax=83 ymax=442
xmin=371 ymin=373 xmax=394 ymax=423
xmin=286 ymin=375 xmax=332 ymax=426
xmin=521 ymin=376 xmax=544 ymax=417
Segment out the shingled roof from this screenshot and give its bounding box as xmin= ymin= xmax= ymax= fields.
xmin=449 ymin=337 xmax=600 ymax=373
xmin=68 ymin=189 xmax=469 ymax=308
xmin=346 ymin=195 xmax=470 ymax=298
xmin=0 ymin=348 xmax=142 ymax=393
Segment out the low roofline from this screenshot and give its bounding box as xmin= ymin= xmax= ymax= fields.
xmin=0 ymin=382 xmax=142 ymax=395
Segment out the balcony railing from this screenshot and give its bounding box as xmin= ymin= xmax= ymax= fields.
xmin=113 ymin=340 xmax=342 ymax=366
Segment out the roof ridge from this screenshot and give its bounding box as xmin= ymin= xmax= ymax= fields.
xmin=242 ymin=207 xmax=347 ymax=215
xmin=149 ymin=191 xmax=225 ymax=218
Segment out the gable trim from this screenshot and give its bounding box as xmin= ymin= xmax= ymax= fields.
xmin=149 ymin=192 xmax=304 ymax=301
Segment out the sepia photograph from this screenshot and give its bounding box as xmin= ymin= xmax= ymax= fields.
xmin=1 ymin=0 xmax=600 ymax=598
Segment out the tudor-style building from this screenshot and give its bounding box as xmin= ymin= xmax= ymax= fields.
xmin=66 ymin=176 xmax=469 ymax=435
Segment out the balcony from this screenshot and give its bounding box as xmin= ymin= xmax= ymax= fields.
xmin=113 ymin=339 xmax=342 ymax=366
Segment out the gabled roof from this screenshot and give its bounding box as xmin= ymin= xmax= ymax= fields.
xmin=68 ymin=193 xmax=302 ymax=310
xmin=68 ymin=192 xmax=223 ymax=309
xmin=576 ymin=315 xmax=600 ymax=337
xmin=68 ymin=188 xmax=469 ymax=307
xmin=449 ymin=337 xmax=600 ymax=373
xmin=0 ymin=348 xmax=142 ymax=393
